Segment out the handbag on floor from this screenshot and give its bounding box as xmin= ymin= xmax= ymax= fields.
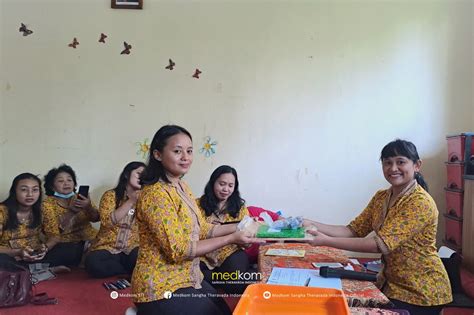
xmin=0 ymin=261 xmax=57 ymax=308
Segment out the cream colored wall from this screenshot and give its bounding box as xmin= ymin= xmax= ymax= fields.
xmin=0 ymin=1 xmax=4 ymax=187
xmin=1 ymin=1 xmax=473 ymax=240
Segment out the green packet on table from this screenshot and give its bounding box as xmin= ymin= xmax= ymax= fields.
xmin=256 ymin=225 xmax=305 ymax=238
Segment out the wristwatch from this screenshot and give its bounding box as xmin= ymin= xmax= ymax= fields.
xmin=128 ymin=209 xmax=135 ymax=216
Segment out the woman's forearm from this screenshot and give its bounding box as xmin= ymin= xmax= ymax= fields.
xmin=0 ymin=246 xmax=22 ymax=257
xmin=322 ymin=236 xmax=380 ymax=253
xmin=306 ymin=220 xmax=355 ymax=238
xmin=87 ymin=206 xmax=100 ymax=222
xmin=45 ymin=236 xmax=60 ymax=250
xmin=195 ymin=234 xmax=233 ymax=256
xmin=212 ymin=224 xmax=237 ymax=237
xmin=111 ymin=199 xmax=135 ymax=223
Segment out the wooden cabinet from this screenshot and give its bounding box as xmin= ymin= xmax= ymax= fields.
xmin=462 ymin=177 xmax=474 ymax=272
xmin=444 ymin=133 xmax=474 ymax=252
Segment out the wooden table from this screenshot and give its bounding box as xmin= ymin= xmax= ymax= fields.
xmin=258 ymin=243 xmax=391 ymax=308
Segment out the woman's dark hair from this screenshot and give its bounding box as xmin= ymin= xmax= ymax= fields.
xmin=114 ymin=161 xmax=146 ymax=206
xmin=2 ymin=173 xmax=42 ymax=230
xmin=200 ymin=165 xmax=245 ymax=218
xmin=380 ymin=139 xmax=428 ymax=192
xmin=43 ymin=164 xmax=77 ymax=196
xmin=140 ymin=125 xmax=192 ymax=185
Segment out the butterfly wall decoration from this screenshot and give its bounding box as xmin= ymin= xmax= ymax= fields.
xmin=19 ymin=23 xmax=33 ymax=36
xmin=98 ymin=33 xmax=107 ymax=43
xmin=19 ymin=26 xmax=203 ymax=80
xmin=68 ymin=37 xmax=79 ymax=48
xmin=192 ymin=69 xmax=202 ymax=79
xmin=121 ymin=42 xmax=132 ymax=55
xmin=165 ymin=59 xmax=175 ymax=70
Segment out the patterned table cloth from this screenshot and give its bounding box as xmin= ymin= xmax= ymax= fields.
xmin=258 ymin=243 xmax=391 ymax=308
xmin=350 ymin=308 xmax=408 ymax=315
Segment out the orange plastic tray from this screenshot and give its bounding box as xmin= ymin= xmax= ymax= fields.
xmin=233 ymin=284 xmax=350 ymax=315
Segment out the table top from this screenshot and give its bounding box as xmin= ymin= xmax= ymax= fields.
xmin=258 ymin=243 xmax=391 ymax=308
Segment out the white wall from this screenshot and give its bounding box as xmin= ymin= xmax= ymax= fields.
xmin=0 ymin=0 xmax=5 ymax=187
xmin=0 ymin=1 xmax=473 ymax=241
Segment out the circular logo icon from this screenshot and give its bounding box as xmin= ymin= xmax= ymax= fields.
xmin=263 ymin=291 xmax=271 ymax=299
xmin=163 ymin=291 xmax=172 ymax=299
xmin=110 ymin=291 xmax=118 ymax=299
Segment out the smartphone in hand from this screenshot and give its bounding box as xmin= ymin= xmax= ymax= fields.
xmin=78 ymin=185 xmax=90 ymax=198
xmin=30 ymin=248 xmax=45 ymax=256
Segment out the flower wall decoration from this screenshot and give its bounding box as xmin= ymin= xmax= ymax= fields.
xmin=200 ymin=136 xmax=217 ymax=157
xmin=136 ymin=138 xmax=150 ymax=159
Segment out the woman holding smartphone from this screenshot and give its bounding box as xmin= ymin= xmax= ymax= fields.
xmin=42 ymin=164 xmax=99 ymax=267
xmin=0 ymin=173 xmax=52 ymax=264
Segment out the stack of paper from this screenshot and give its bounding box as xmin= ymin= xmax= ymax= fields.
xmin=267 ymin=267 xmax=342 ymax=290
xmin=265 ymin=249 xmax=306 ymax=257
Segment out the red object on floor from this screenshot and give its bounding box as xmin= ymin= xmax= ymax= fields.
xmin=442 ymin=307 xmax=474 ymax=315
xmin=0 ymin=269 xmax=133 ymax=315
xmin=0 ymin=269 xmax=240 ymax=315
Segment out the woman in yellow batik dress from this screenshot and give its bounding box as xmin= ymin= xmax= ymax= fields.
xmin=131 ymin=125 xmax=259 ymax=315
xmin=85 ymin=161 xmax=145 ymax=278
xmin=42 ymin=164 xmax=99 ymax=267
xmin=305 ymin=140 xmax=452 ymax=315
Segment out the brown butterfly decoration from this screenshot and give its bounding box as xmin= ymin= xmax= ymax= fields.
xmin=192 ymin=69 xmax=202 ymax=79
xmin=68 ymin=37 xmax=79 ymax=48
xmin=165 ymin=59 xmax=175 ymax=70
xmin=98 ymin=33 xmax=107 ymax=43
xmin=19 ymin=23 xmax=33 ymax=36
xmin=120 ymin=42 xmax=132 ymax=55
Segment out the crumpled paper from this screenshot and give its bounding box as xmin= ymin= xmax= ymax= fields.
xmin=237 ymin=215 xmax=262 ymax=236
xmin=259 ymin=212 xmax=304 ymax=231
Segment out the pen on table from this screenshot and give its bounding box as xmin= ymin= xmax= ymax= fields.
xmin=304 ymin=277 xmax=311 ymax=287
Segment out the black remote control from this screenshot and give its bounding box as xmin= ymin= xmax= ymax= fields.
xmin=319 ymin=267 xmax=377 ymax=282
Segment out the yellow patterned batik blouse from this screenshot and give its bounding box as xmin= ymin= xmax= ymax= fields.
xmin=197 ymin=198 xmax=248 ymax=269
xmin=42 ymin=195 xmax=98 ymax=243
xmin=0 ymin=205 xmax=42 ymax=251
xmin=348 ymin=181 xmax=452 ymax=306
xmin=89 ymin=190 xmax=139 ymax=254
xmin=131 ymin=180 xmax=216 ymax=303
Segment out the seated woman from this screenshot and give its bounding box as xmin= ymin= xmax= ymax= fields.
xmin=132 ymin=125 xmax=260 ymax=315
xmin=305 ymin=139 xmax=452 ymax=315
xmin=197 ymin=165 xmax=252 ymax=294
xmin=85 ymin=161 xmax=145 ymax=278
xmin=0 ymin=173 xmax=52 ymax=264
xmin=42 ymin=164 xmax=99 ymax=267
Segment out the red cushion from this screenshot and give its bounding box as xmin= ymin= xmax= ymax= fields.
xmin=247 ymin=206 xmax=281 ymax=221
xmin=460 ymin=267 xmax=474 ymax=299
xmin=442 ymin=307 xmax=474 ymax=315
